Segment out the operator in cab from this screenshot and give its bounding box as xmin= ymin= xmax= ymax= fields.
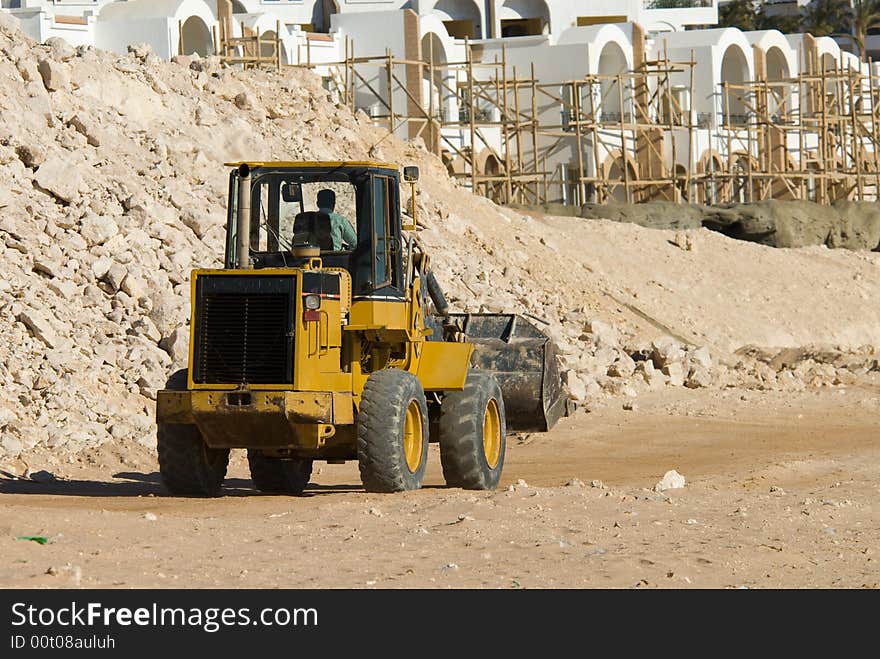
xmin=317 ymin=189 xmax=357 ymax=251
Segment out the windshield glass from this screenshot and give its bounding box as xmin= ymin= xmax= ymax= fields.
xmin=225 ymin=166 xmax=402 ymax=294
xmin=249 ymin=174 xmax=360 ymax=254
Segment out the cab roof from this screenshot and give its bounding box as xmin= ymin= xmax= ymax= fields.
xmin=225 ymin=160 xmax=398 ymax=170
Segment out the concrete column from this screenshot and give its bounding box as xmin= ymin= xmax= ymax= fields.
xmin=632 ymin=22 xmax=667 ymax=201
xmin=403 ymin=9 xmax=427 ymax=143
xmin=488 ymin=0 xmax=498 ymax=39
xmin=218 ymin=0 xmax=233 ymax=51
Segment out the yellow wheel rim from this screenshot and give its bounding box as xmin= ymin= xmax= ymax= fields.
xmin=483 ymin=399 xmax=502 ymax=469
xmin=403 ymin=400 xmax=424 ymax=473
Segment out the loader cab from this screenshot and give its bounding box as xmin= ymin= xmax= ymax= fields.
xmin=224 ymin=161 xmax=407 ymax=298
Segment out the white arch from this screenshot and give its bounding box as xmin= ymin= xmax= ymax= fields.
xmin=596 ymin=40 xmax=629 ymax=119
xmin=815 ymin=35 xmax=842 ymax=66
xmin=580 ymin=24 xmax=635 ymax=73
xmin=99 ymin=0 xmax=215 ymax=25
xmin=765 ymin=46 xmax=792 ymax=116
xmin=430 ymin=0 xmax=482 ymax=38
xmin=746 ymin=30 xmax=798 ymax=82
xmin=720 ymin=42 xmax=750 ymax=125
xmin=237 ymin=11 xmax=282 ymax=38
xmin=420 ymin=28 xmax=457 ymax=123
xmin=181 ymin=15 xmax=213 ymax=56
xmin=97 ymin=0 xmax=217 ymax=59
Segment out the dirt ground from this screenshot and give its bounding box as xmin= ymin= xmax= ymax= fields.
xmin=1 ymin=383 xmax=877 ymax=589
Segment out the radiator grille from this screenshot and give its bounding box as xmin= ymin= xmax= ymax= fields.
xmin=195 ymin=283 xmax=293 ymax=384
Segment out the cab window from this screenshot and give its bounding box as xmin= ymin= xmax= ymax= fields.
xmin=372 ymin=175 xmax=394 ymax=288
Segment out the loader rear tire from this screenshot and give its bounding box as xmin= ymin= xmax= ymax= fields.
xmin=248 ymin=451 xmax=313 ymax=495
xmin=157 ymin=369 xmax=229 ymax=497
xmin=357 ymin=369 xmax=429 ymax=493
xmin=439 ymin=371 xmax=506 ymax=490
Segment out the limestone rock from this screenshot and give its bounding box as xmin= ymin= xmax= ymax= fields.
xmin=607 ymin=354 xmax=636 ymax=378
xmin=34 ymin=155 xmax=81 ymax=203
xmin=103 ymin=263 xmax=127 ymax=292
xmin=195 ymin=104 xmax=218 ymax=127
xmin=662 ymin=362 xmax=685 ymax=387
xmin=68 ymin=115 xmax=102 ymax=147
xmin=652 ymin=336 xmax=685 ymax=369
xmin=160 ymin=326 xmax=190 ymax=366
xmin=18 ymin=309 xmax=60 ymax=348
xmin=689 ymin=346 xmax=713 ymax=370
xmin=37 ymin=58 xmax=70 ymax=92
xmin=654 ymin=470 xmax=686 ymax=492
xmin=45 ymin=37 xmax=76 ymax=62
xmin=16 ymin=143 xmax=46 ymax=168
xmin=80 ymin=214 xmax=118 ymax=246
xmin=685 ymin=366 xmax=713 ymax=389
xmin=585 ymin=319 xmax=619 ymax=348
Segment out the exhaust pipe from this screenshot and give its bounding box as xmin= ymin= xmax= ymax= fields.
xmin=236 ymin=164 xmax=252 ymax=269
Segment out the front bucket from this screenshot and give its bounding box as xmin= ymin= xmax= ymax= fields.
xmin=449 ymin=313 xmax=570 ymax=432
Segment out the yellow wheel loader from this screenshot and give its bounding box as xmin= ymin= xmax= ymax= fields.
xmin=155 ymin=162 xmax=570 ymax=497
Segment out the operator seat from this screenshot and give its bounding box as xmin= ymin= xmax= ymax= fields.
xmin=292 ymin=211 xmax=334 ymax=251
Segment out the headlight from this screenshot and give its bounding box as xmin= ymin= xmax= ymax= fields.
xmin=304 ymin=294 xmax=321 ymax=310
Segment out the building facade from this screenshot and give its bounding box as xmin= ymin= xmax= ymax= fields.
xmin=5 ymin=1 xmax=877 ymax=205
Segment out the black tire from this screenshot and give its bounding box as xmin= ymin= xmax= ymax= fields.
xmin=157 ymin=369 xmax=229 ymax=497
xmin=439 ymin=371 xmax=507 ymax=490
xmin=357 ymin=369 xmax=429 ymax=493
xmin=248 ymin=451 xmax=313 ymax=495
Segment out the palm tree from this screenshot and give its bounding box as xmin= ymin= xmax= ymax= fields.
xmin=801 ymin=0 xmax=853 ymax=38
xmin=757 ymin=8 xmax=801 ymax=34
xmin=850 ymin=0 xmax=880 ymax=61
xmin=718 ymin=0 xmax=759 ymax=31
xmin=801 ymin=0 xmax=880 ymax=61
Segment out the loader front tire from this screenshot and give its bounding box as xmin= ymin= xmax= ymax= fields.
xmin=157 ymin=369 xmax=229 ymax=497
xmin=248 ymin=451 xmax=312 ymax=495
xmin=439 ymin=371 xmax=507 ymax=490
xmin=357 ymin=369 xmax=429 ymax=493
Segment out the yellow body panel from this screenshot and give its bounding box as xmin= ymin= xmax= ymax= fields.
xmin=157 ymin=390 xmax=354 ymax=450
xmin=415 ymin=341 xmax=473 ymax=390
xmin=347 ymin=300 xmax=410 ymax=331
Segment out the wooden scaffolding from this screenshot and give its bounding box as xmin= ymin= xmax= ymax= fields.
xmin=240 ymin=30 xmax=880 ymax=207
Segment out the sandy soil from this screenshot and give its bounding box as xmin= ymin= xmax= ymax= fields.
xmin=2 ymin=383 xmax=877 ymax=589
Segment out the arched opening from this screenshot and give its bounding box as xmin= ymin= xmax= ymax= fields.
xmin=311 ymin=0 xmax=339 ymax=34
xmin=730 ymin=155 xmax=752 ymax=203
xmin=720 ymin=44 xmax=749 ymax=126
xmin=674 ymin=164 xmax=688 ymax=201
xmin=606 ymin=158 xmax=636 ymax=203
xmin=699 ymin=153 xmax=724 ymax=205
xmin=805 ymin=159 xmax=820 ymax=202
xmin=765 ymin=46 xmax=791 ymax=119
xmin=181 ymin=15 xmax=214 ymax=57
xmin=260 ymin=30 xmax=284 ymax=62
xmin=231 ymin=1 xmax=247 ymax=14
xmin=434 ymin=0 xmax=481 ymax=39
xmin=499 ymin=0 xmax=550 ymax=38
xmin=596 ymin=40 xmax=629 ymax=122
xmin=482 ymin=153 xmax=505 ymax=203
xmin=821 ymin=52 xmax=838 ymax=96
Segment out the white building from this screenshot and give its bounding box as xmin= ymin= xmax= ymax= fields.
xmin=2 ymin=1 xmax=720 ymax=58
xmin=5 ymin=1 xmax=873 ymax=204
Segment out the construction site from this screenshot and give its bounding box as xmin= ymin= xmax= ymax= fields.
xmin=0 ymin=3 xmax=878 ymax=590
